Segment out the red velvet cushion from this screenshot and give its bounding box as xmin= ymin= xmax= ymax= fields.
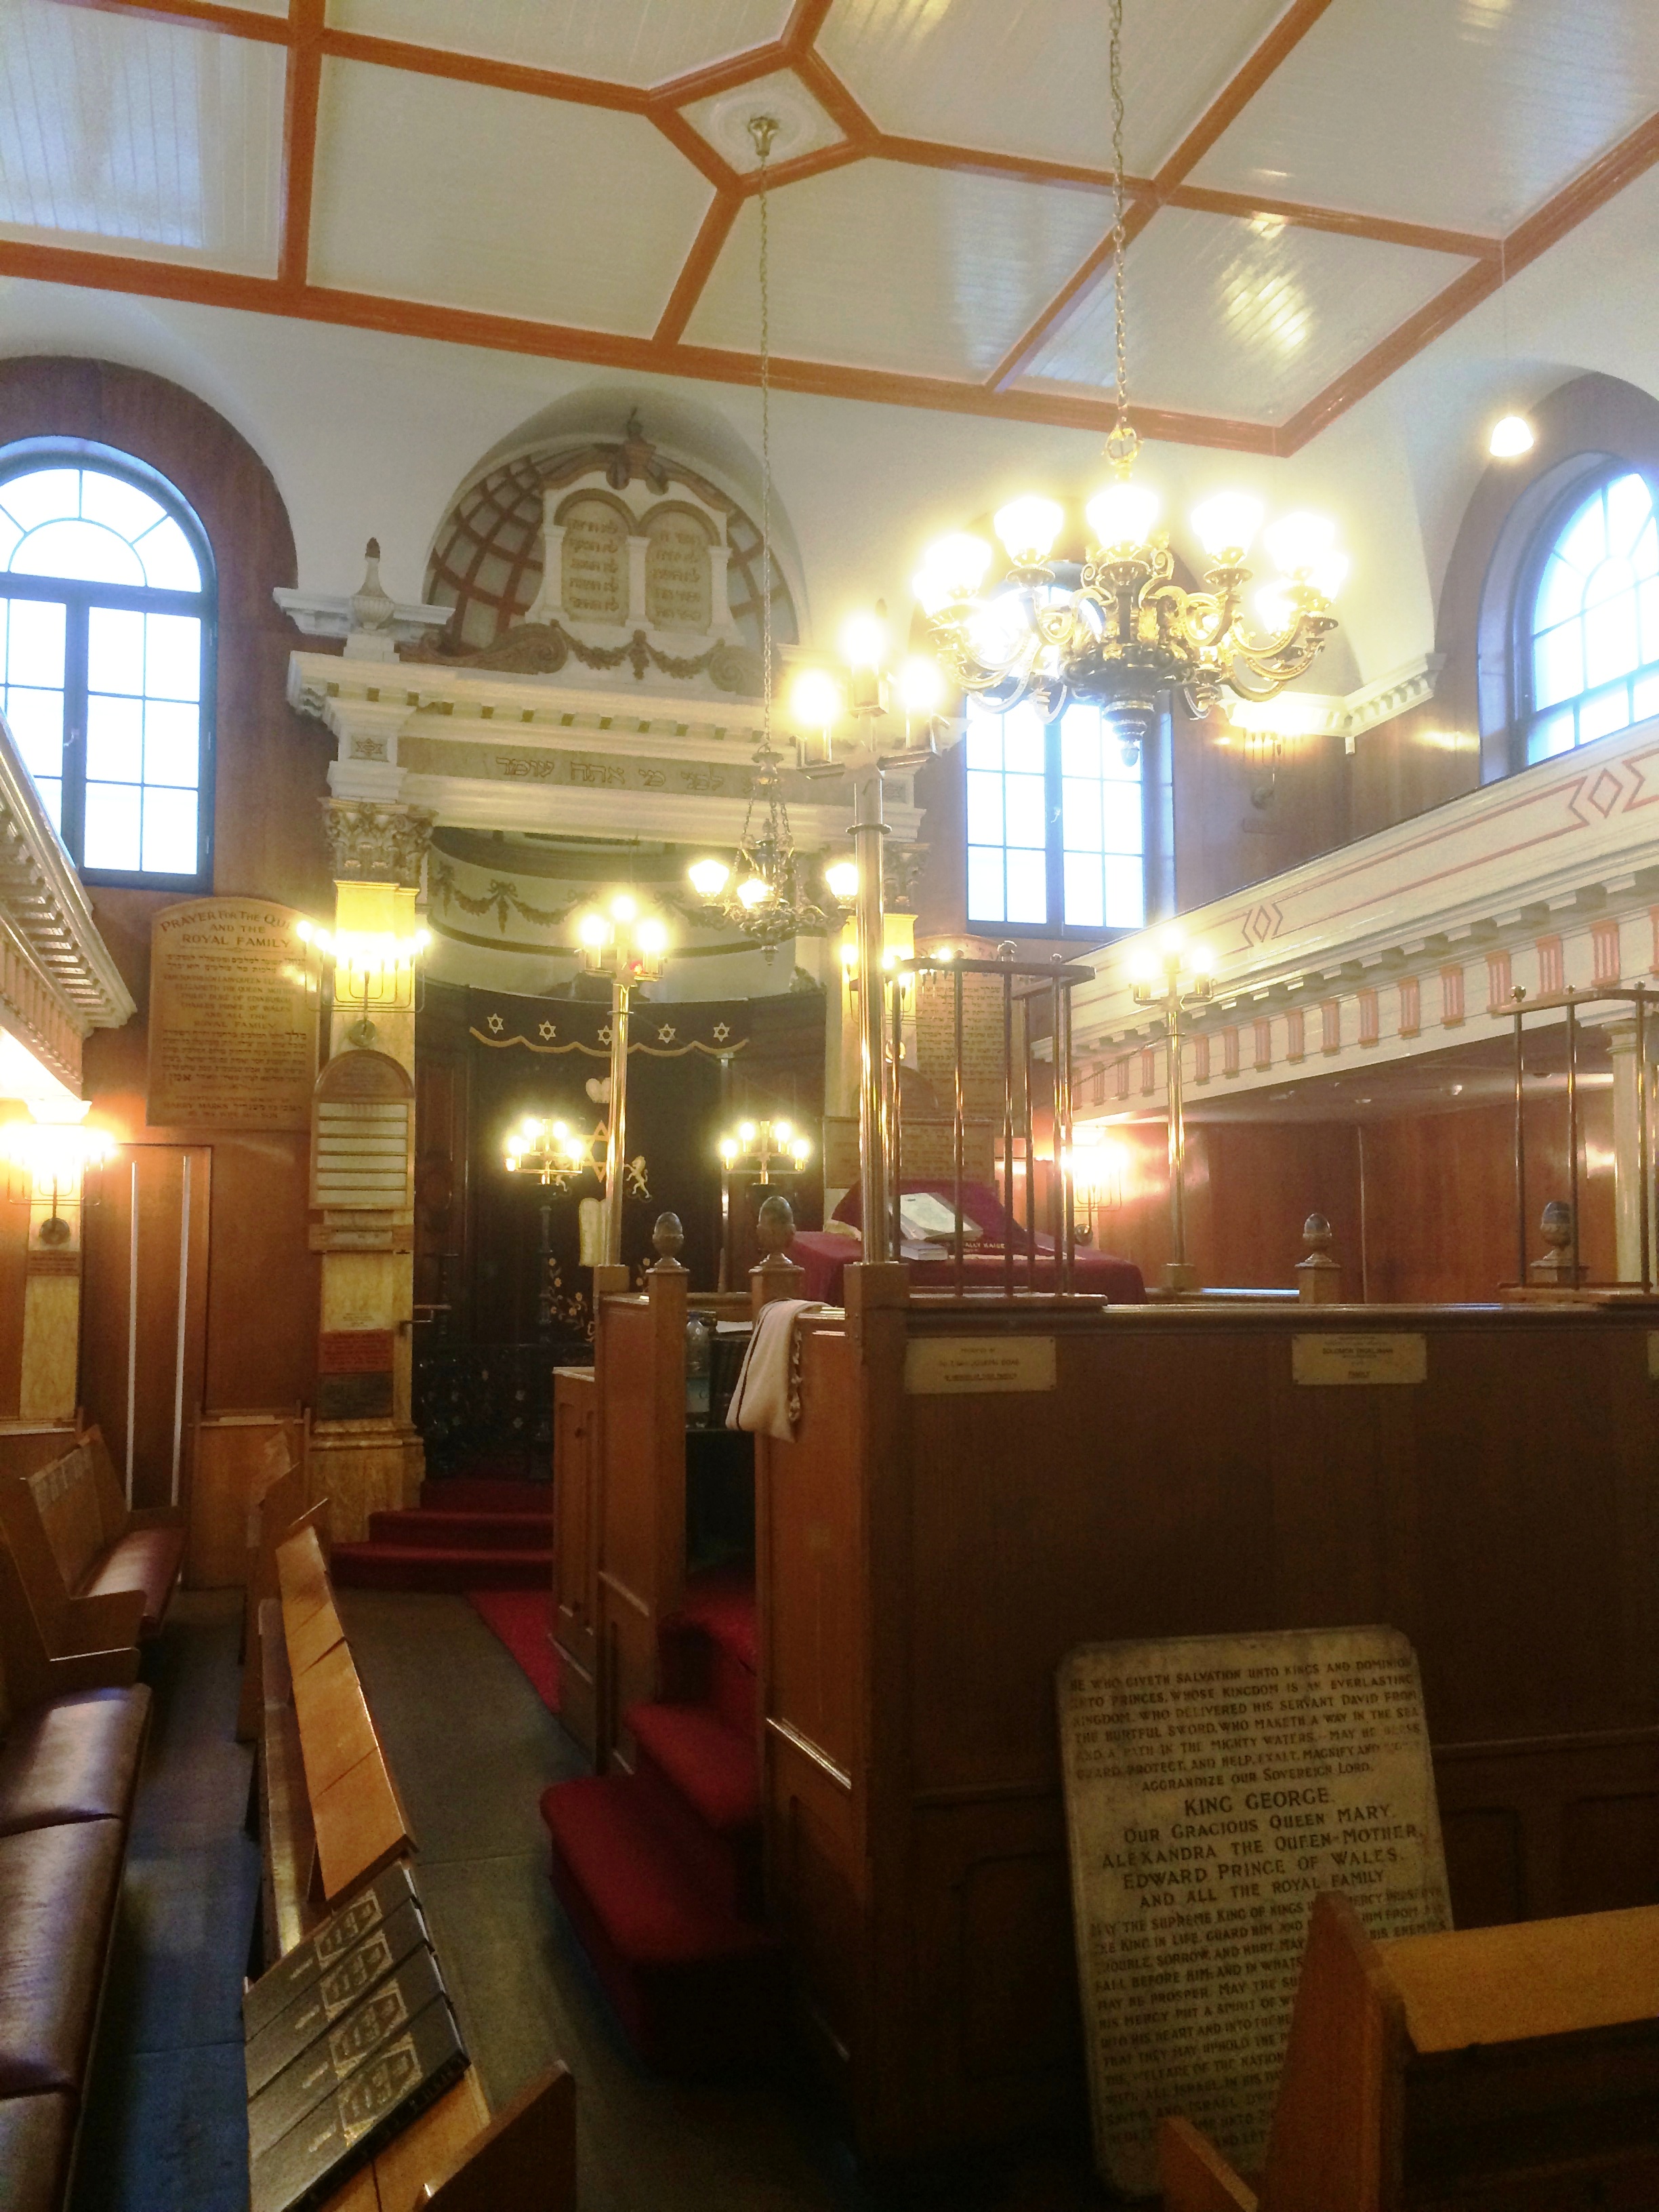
xmin=0 ymin=2092 xmax=75 ymax=2212
xmin=78 ymin=1526 xmax=184 ymax=1636
xmin=0 ymin=1822 xmax=124 ymax=2095
xmin=0 ymin=1688 xmax=151 ymax=1838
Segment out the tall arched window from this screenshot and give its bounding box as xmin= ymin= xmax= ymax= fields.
xmin=0 ymin=445 xmax=213 ymax=882
xmin=1526 ymin=470 xmax=1659 ymax=764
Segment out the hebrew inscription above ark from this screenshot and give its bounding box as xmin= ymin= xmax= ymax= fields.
xmin=1058 ymin=1625 xmax=1451 ymax=2195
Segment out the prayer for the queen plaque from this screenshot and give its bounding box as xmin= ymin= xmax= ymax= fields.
xmin=1057 ymin=1625 xmax=1450 ymax=2195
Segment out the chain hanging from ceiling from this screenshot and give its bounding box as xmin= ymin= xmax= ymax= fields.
xmin=688 ymin=112 xmax=851 ymax=957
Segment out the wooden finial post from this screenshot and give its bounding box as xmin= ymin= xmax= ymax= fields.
xmin=750 ymin=1193 xmax=805 ymax=1315
xmin=649 ymin=1211 xmax=686 ymax=1273
xmin=1531 ymin=1199 xmax=1584 ymax=1286
xmin=1295 ymin=1211 xmax=1342 ymax=1305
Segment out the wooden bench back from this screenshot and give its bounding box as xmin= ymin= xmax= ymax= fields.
xmin=273 ymin=1524 xmax=413 ymax=1907
xmin=26 ymin=1447 xmax=104 ymax=1593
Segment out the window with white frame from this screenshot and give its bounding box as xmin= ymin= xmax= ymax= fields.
xmin=0 ymin=449 xmax=213 ymax=882
xmin=1527 ymin=469 xmax=1659 ymax=764
xmin=965 ymin=697 xmax=1145 ymax=934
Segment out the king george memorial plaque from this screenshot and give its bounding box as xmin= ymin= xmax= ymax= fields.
xmin=1058 ymin=1625 xmax=1450 ymax=2195
xmin=148 ymin=898 xmax=321 ymax=1131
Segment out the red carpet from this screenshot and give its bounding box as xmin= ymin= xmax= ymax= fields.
xmin=469 ymin=1589 xmax=560 ymax=1713
xmin=539 ymin=1572 xmax=783 ymax=2074
xmin=333 ymin=1480 xmax=554 ymax=1594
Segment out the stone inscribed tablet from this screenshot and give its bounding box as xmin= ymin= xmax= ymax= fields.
xmin=148 ymin=899 xmax=321 ymax=1130
xmin=1057 ymin=1626 xmax=1450 ymax=2194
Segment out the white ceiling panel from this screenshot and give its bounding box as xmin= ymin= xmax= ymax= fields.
xmin=309 ymin=59 xmax=714 ymax=331
xmin=1020 ymin=208 xmax=1471 ymax=426
xmin=684 ymin=159 xmax=1111 ymax=381
xmin=821 ymin=0 xmax=1292 ymax=176
xmin=0 ymin=0 xmax=284 ymax=272
xmin=1192 ymin=0 xmax=1659 ymax=232
xmin=327 ymin=0 xmax=792 ymax=89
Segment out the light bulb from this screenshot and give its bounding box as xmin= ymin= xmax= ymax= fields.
xmin=577 ymin=912 xmax=609 ymax=948
xmin=635 ymin=916 xmax=668 ymax=956
xmin=994 ymin=495 xmax=1064 ymax=567
xmin=1254 ymin=580 xmax=1296 ymax=633
xmin=1191 ymin=492 xmax=1265 ymax=561
xmin=839 ymin=941 xmax=858 ymax=969
xmin=610 ymin=892 xmax=638 ymax=924
xmin=790 ymin=668 xmax=842 ymax=730
xmin=897 ymin=655 xmax=944 ymax=715
xmin=841 ymin=611 xmax=888 ymax=671
xmin=739 ymin=1121 xmax=758 ymax=1143
xmin=968 ymin=596 xmax=1031 ymax=665
xmin=413 ymin=928 xmax=432 ymax=951
xmin=823 ymin=859 xmax=859 ymax=901
xmin=1489 ymin=412 xmax=1536 ymax=459
xmin=1263 ymin=510 xmax=1337 ymax=578
xmin=792 ymin=1139 xmax=810 ymax=1162
xmin=504 ymin=1155 xmax=518 ymax=1172
xmin=689 ymin=856 xmax=730 ymax=899
xmin=775 ymin=1120 xmax=792 ymax=1143
xmin=912 ymin=568 xmax=954 ymax=617
xmin=552 ymin=1120 xmax=569 ymax=1139
xmin=1309 ymin=550 xmax=1349 ymax=600
xmin=720 ymin=1138 xmax=738 ymax=1162
xmin=1086 ymin=480 xmax=1161 ymax=549
xmin=736 ymin=876 xmax=773 ymax=909
xmin=922 ymin=531 xmax=993 ymax=596
xmin=295 ymin=919 xmax=313 ymax=943
xmin=314 ymin=927 xmax=333 ymax=954
xmin=1189 ymin=943 xmax=1215 ymax=976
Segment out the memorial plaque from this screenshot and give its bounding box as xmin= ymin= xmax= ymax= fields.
xmin=560 ymin=498 xmax=629 ymax=623
xmin=1293 ymin=1332 xmax=1427 ymax=1386
xmin=148 ymin=899 xmax=321 ymax=1130
xmin=1058 ymin=1625 xmax=1450 ymax=2194
xmin=645 ymin=512 xmax=712 ymax=631
xmin=905 ymin=1336 xmax=1055 ymax=1395
xmin=914 ymin=968 xmax=1015 ymax=1119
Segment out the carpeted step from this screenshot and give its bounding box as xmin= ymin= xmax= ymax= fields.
xmin=419 ymin=1477 xmax=552 ymax=1515
xmin=660 ymin=1570 xmax=758 ymax=1737
xmin=331 ymin=1542 xmax=554 ymax=1593
xmin=366 ymin=1508 xmax=553 ymax=1552
xmin=626 ymin=1700 xmax=760 ymax=1919
xmin=626 ymin=1701 xmax=758 ymax=1836
xmin=540 ymin=1773 xmax=783 ymax=2074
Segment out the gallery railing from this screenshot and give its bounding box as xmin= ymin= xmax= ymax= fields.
xmin=883 ymin=949 xmax=1093 ymax=1298
xmin=1509 ymin=983 xmax=1658 ymax=1292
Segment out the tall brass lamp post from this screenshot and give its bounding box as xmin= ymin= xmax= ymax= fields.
xmin=573 ymin=895 xmax=670 ymax=1267
xmin=1129 ymin=932 xmax=1214 ymax=1294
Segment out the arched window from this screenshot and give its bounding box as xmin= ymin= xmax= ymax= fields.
xmin=0 ymin=445 xmax=213 ymax=882
xmin=1525 ymin=470 xmax=1659 ymax=764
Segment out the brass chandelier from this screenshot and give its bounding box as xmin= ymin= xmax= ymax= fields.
xmin=914 ymin=0 xmax=1346 ymax=757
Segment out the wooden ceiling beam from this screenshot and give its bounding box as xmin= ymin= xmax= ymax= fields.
xmin=319 ymin=28 xmax=653 ymax=111
xmin=1153 ymin=0 xmax=1340 ymax=194
xmin=650 ymin=43 xmax=795 ymax=110
xmin=1166 ymin=186 xmax=1495 ymax=261
xmin=280 ymin=0 xmax=325 ymax=293
xmin=1279 ymin=104 xmax=1659 ymax=454
xmin=790 ymin=48 xmax=882 ymax=146
xmin=651 ymin=107 xmax=742 ymax=194
xmin=43 ymin=0 xmax=287 ymax=41
xmin=0 ymin=233 xmax=1279 ymax=453
xmin=654 ymin=193 xmax=743 ymax=345
xmin=987 ymin=200 xmax=1158 ymax=394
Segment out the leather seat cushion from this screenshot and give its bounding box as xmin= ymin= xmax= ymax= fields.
xmin=0 ymin=1687 xmax=151 ymax=1838
xmin=0 ymin=2093 xmax=75 ymax=2212
xmin=78 ymin=1525 xmax=184 ymax=1635
xmin=0 ymin=1821 xmax=124 ymax=2095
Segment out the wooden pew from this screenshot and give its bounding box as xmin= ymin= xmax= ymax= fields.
xmin=0 ymin=1429 xmax=184 ymax=1650
xmin=255 ymin=1526 xmax=577 ymax=2211
xmin=752 ymin=1275 xmax=1659 ymax=2165
xmin=1160 ymin=1888 xmax=1659 ymax=2209
xmin=236 ymin=1425 xmax=325 ymax=1744
xmin=0 ymin=1528 xmax=140 ymax=1704
xmin=186 ymin=1404 xmax=305 ymax=1589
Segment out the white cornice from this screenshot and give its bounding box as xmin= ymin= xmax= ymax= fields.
xmin=1221 ymin=653 xmax=1444 ymax=741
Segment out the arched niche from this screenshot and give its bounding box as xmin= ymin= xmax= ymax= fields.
xmin=1434 ymin=372 xmax=1659 ymax=782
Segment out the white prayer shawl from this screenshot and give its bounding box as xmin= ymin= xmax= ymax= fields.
xmin=726 ymin=1298 xmax=825 ymax=1441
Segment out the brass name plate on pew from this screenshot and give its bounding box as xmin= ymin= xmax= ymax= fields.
xmin=1292 ymin=1332 xmax=1427 ymax=1386
xmin=1059 ymin=1625 xmax=1451 ymax=2196
xmin=904 ymin=1336 xmax=1056 ymax=1395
